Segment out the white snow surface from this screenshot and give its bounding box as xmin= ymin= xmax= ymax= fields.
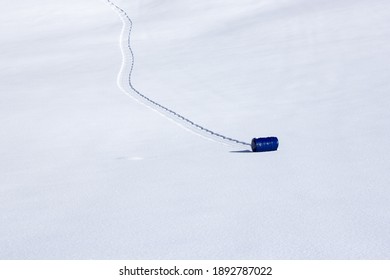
xmin=1 ymin=0 xmax=390 ymax=259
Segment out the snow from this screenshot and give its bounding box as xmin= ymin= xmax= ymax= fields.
xmin=1 ymin=0 xmax=389 ymax=259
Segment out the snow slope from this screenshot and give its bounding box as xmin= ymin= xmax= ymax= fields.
xmin=1 ymin=0 xmax=389 ymax=259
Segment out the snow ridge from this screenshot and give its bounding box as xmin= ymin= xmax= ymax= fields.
xmin=105 ymin=0 xmax=250 ymax=148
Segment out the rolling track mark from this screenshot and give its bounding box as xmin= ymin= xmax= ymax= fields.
xmin=105 ymin=0 xmax=250 ymax=148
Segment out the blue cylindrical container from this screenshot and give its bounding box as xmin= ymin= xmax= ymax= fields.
xmin=251 ymin=137 xmax=279 ymax=152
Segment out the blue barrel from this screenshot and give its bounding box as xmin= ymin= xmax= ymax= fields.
xmin=251 ymin=137 xmax=279 ymax=152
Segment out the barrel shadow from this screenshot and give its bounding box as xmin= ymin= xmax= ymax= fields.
xmin=229 ymin=150 xmax=252 ymax=153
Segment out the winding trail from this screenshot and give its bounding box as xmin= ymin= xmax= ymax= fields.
xmin=105 ymin=0 xmax=250 ymax=148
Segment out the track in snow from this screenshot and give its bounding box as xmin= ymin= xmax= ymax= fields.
xmin=105 ymin=0 xmax=250 ymax=148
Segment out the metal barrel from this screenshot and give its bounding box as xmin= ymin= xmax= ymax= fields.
xmin=251 ymin=137 xmax=279 ymax=152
